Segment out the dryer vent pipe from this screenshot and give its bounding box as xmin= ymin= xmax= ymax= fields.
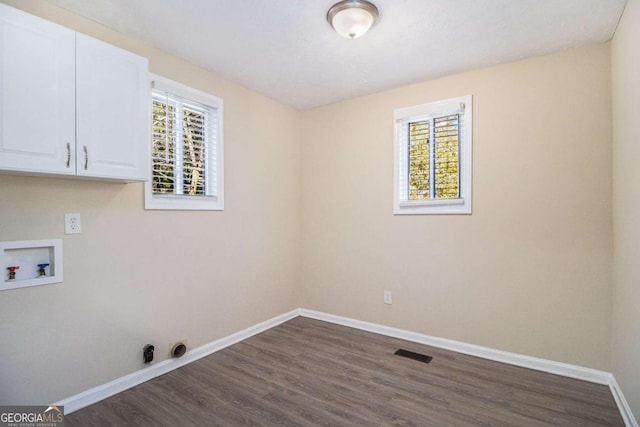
xmin=170 ymin=342 xmax=187 ymax=358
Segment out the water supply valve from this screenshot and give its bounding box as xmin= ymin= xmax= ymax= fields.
xmin=6 ymin=266 xmax=19 ymax=281
xmin=37 ymin=263 xmax=49 ymax=277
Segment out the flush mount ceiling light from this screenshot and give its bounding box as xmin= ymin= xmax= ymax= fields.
xmin=327 ymin=0 xmax=379 ymax=39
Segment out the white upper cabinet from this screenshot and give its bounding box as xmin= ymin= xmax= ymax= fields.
xmin=0 ymin=3 xmax=149 ymax=182
xmin=76 ymin=34 xmax=149 ymax=181
xmin=0 ymin=4 xmax=76 ymax=175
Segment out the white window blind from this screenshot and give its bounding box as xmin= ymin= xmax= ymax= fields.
xmin=394 ymin=95 xmax=472 ymax=215
xmin=145 ymin=74 xmax=224 ymax=211
xmin=397 ymin=108 xmax=464 ymax=202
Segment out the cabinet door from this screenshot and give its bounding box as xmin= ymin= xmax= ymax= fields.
xmin=76 ymin=34 xmax=149 ymax=181
xmin=0 ymin=4 xmax=75 ymax=175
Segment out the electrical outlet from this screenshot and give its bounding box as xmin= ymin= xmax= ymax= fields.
xmin=384 ymin=290 xmax=392 ymax=305
xmin=64 ymin=213 xmax=82 ymax=234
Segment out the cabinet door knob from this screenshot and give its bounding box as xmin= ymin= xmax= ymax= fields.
xmin=66 ymin=143 xmax=71 ymax=168
xmin=83 ymin=145 xmax=88 ymax=170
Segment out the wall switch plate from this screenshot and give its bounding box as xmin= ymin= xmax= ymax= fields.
xmin=384 ymin=290 xmax=392 ymax=305
xmin=64 ymin=213 xmax=82 ymax=234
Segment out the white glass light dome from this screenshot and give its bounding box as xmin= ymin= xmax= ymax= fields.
xmin=327 ymin=0 xmax=379 ymax=39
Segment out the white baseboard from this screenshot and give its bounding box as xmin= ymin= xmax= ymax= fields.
xmin=299 ymin=309 xmax=612 ymax=384
xmin=610 ymin=376 xmax=639 ymax=427
xmin=55 ymin=307 xmax=637 ymax=426
xmin=55 ymin=309 xmax=300 ymax=414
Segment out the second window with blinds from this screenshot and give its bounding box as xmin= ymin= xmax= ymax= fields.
xmin=393 ymin=95 xmax=472 ymax=214
xmin=145 ymin=75 xmax=223 ymax=210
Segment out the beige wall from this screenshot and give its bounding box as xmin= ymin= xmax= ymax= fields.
xmin=299 ymin=43 xmax=614 ymax=370
xmin=612 ymin=0 xmax=640 ymax=418
xmin=0 ymin=1 xmax=301 ymax=404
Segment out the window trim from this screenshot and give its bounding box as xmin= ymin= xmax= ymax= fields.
xmin=145 ymin=74 xmax=224 ymax=211
xmin=393 ymin=95 xmax=472 ymax=215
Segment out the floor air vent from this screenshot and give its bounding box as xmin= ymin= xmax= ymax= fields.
xmin=394 ymin=349 xmax=433 ymax=364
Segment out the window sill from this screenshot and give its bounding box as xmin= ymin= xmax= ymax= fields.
xmin=394 ymin=198 xmax=471 ymax=215
xmin=144 ymin=193 xmax=224 ymax=211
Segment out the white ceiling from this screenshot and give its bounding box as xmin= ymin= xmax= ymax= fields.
xmin=46 ymin=0 xmax=627 ymax=110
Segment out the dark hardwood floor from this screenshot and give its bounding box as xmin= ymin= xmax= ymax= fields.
xmin=66 ymin=317 xmax=624 ymax=426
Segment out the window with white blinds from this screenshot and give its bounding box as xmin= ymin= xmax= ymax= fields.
xmin=394 ymin=95 xmax=472 ymax=215
xmin=145 ymin=74 xmax=223 ymax=210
